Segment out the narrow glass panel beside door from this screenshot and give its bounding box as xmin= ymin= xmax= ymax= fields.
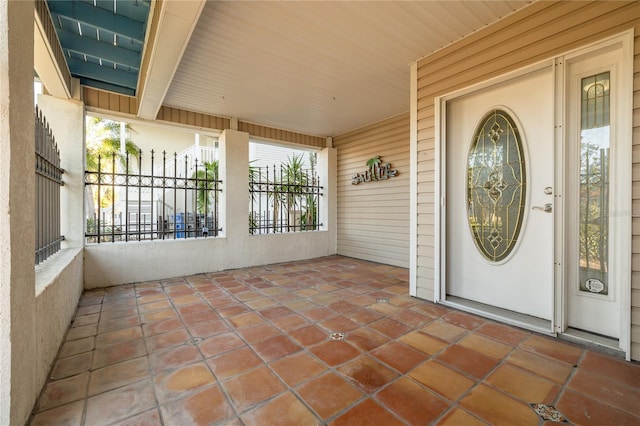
xmin=579 ymin=72 xmax=610 ymax=296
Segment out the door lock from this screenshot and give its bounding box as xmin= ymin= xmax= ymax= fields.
xmin=532 ymin=203 xmax=552 ymax=213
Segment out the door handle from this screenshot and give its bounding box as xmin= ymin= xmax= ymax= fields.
xmin=532 ymin=203 xmax=552 ymax=213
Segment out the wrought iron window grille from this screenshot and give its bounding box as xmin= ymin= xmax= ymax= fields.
xmin=249 ymin=164 xmax=323 ymax=235
xmin=84 ymin=150 xmax=222 ymax=243
xmin=35 ymin=106 xmax=65 ymax=265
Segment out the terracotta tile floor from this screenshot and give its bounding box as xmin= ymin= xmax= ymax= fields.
xmin=30 ymin=256 xmax=640 ymax=425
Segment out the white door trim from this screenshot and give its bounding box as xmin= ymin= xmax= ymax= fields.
xmin=557 ymin=30 xmax=634 ymax=360
xmin=409 ymin=62 xmax=418 ymax=297
xmin=433 ymin=30 xmax=634 ymax=360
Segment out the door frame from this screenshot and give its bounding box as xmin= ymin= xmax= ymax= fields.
xmin=556 ymin=31 xmax=634 ymax=359
xmin=433 ymin=30 xmax=633 ymax=360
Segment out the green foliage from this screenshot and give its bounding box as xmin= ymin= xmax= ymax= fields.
xmin=85 ymin=117 xmax=139 ymax=172
xmin=366 ymin=155 xmax=381 ymax=171
xmin=85 ymin=117 xmax=141 ymax=212
xmin=300 ymin=193 xmax=318 ymax=230
xmin=192 ymin=160 xmax=219 ymax=214
xmin=263 ymin=153 xmax=319 ymax=232
xmin=579 ymin=142 xmax=609 ymax=272
xmin=249 ymin=211 xmax=260 ymax=235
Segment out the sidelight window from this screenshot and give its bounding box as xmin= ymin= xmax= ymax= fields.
xmin=578 ymin=72 xmax=610 ymax=295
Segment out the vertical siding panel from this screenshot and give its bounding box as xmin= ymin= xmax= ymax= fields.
xmin=83 ymin=87 xmax=98 ymax=108
xmin=415 ymin=1 xmax=639 ymax=359
xmin=109 ymin=94 xmax=119 ymax=111
xmin=97 ymin=90 xmax=109 ymax=109
xmin=82 ymin=87 xmax=138 ymax=115
xmin=334 ymin=113 xmax=410 ymax=267
xmin=119 ymin=96 xmax=129 ymax=114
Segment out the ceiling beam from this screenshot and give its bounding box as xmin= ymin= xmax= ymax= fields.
xmin=47 ymin=0 xmax=145 ymax=40
xmin=79 ymin=78 xmax=135 ymax=97
xmin=136 ymin=0 xmax=206 ymax=120
xmin=66 ymin=57 xmax=138 ymax=89
xmin=57 ymin=29 xmax=141 ymax=68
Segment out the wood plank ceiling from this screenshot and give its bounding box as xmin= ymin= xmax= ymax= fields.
xmin=163 ymin=1 xmax=531 ymax=137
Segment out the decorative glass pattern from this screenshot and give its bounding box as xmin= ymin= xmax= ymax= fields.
xmin=579 ymin=72 xmax=610 ymax=295
xmin=467 ymin=110 xmax=526 ymax=262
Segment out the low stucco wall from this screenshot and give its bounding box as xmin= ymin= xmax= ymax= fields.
xmin=85 ymin=131 xmax=337 ymax=288
xmin=84 ymin=231 xmax=334 ymax=288
xmin=35 ymin=248 xmax=84 ymax=396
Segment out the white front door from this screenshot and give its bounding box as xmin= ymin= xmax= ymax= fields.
xmin=445 ymin=65 xmax=555 ymax=321
xmin=564 ymin=42 xmax=627 ymax=339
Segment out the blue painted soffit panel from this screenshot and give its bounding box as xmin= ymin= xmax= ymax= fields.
xmin=46 ymin=0 xmax=151 ymax=96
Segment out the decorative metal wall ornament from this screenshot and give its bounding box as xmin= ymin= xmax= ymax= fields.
xmin=351 ymin=156 xmax=398 ymax=185
xmin=467 ymin=109 xmax=526 ymax=262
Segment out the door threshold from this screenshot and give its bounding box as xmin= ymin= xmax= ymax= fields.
xmin=441 ymin=296 xmax=553 ymax=335
xmin=560 ymin=328 xmax=624 ymax=359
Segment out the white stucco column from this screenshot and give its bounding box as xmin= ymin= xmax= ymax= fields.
xmin=37 ymin=93 xmax=85 ymax=248
xmin=0 ymin=1 xmax=37 ymax=424
xmin=218 ymin=129 xmax=250 ymax=267
xmin=318 ymin=147 xmax=337 ymax=253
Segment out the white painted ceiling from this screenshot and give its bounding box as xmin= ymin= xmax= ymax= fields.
xmin=163 ymin=1 xmax=532 ymax=137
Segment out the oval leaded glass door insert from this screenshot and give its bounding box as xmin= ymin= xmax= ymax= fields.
xmin=467 ymin=109 xmax=526 ymax=262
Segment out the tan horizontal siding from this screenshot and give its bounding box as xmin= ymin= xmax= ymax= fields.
xmin=83 ymin=88 xmax=321 ymax=150
xmin=83 ymin=87 xmax=139 ymax=115
xmin=156 ymin=106 xmax=230 ymax=131
xmin=238 ymin=121 xmax=325 ymax=149
xmin=415 ymin=0 xmax=640 ymax=359
xmin=334 ymin=113 xmax=410 ymax=268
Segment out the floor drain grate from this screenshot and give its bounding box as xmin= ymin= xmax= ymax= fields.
xmin=530 ymin=403 xmax=568 ymax=423
xmin=376 ymin=298 xmax=389 ymax=304
xmin=188 ymin=337 xmax=203 ymax=345
xmin=329 ymin=332 xmax=345 ymax=341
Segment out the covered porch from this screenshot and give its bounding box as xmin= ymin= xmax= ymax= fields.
xmin=2 ymin=1 xmax=640 ymax=424
xmin=31 ymin=256 xmax=640 ymax=425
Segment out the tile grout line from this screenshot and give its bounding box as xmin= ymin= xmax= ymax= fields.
xmin=30 ymin=258 xmax=640 ymax=425
xmin=136 ymin=281 xmax=167 ymax=426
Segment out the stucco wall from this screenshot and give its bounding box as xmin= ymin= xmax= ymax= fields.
xmin=35 ymin=249 xmax=84 ymax=390
xmin=31 ymin=95 xmax=86 ymax=422
xmin=84 ymin=130 xmax=338 ymax=288
xmin=84 ymin=232 xmax=334 ymax=288
xmin=127 ymin=120 xmax=217 ymax=164
xmin=1 ymin=1 xmax=37 ymax=424
xmin=0 ymin=54 xmax=85 ymax=425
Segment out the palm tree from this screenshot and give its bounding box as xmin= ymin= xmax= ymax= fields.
xmin=366 ymin=155 xmax=382 ymax=178
xmin=301 ymin=152 xmax=318 ymax=230
xmin=192 ymin=160 xmax=219 ymax=214
xmin=85 ymin=118 xmax=140 ymax=230
xmin=267 ymin=153 xmax=314 ymax=231
xmin=86 ymin=117 xmax=139 ymax=172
